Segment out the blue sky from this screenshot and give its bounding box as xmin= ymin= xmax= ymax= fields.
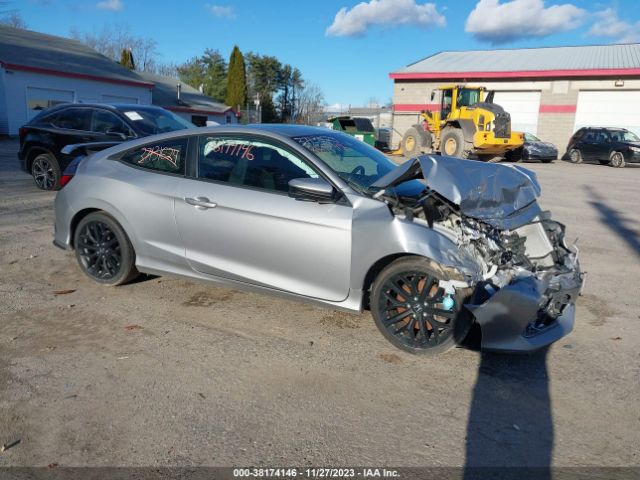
xmin=17 ymin=0 xmax=640 ymax=107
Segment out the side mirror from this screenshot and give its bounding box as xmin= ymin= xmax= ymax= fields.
xmin=288 ymin=177 xmax=336 ymax=204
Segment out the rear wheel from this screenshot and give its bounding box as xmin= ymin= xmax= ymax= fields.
xmin=609 ymin=151 xmax=626 ymax=168
xmin=370 ymin=257 xmax=470 ymax=355
xmin=569 ymin=148 xmax=583 ymax=164
xmin=31 ymin=153 xmax=61 ymax=190
xmin=73 ymin=212 xmax=138 ymax=286
xmin=440 ymin=127 xmax=472 ymax=158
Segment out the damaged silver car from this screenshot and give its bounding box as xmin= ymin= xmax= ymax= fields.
xmin=53 ymin=125 xmax=583 ymax=354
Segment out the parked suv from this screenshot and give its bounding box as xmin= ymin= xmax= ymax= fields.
xmin=18 ymin=103 xmax=195 ymax=190
xmin=566 ymin=127 xmax=640 ymax=168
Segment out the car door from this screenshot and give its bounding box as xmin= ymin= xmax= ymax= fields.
xmin=592 ymin=129 xmax=612 ymax=160
xmin=174 ymin=134 xmax=353 ymax=302
xmin=578 ymin=129 xmax=599 ymax=160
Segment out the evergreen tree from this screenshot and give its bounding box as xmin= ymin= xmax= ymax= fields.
xmin=225 ymin=45 xmax=247 ymax=110
xmin=120 ymin=48 xmax=135 ymax=70
xmin=177 ymin=49 xmax=227 ymax=102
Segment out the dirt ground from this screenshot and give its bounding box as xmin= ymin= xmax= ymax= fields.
xmin=1 ymin=139 xmax=639 ymax=469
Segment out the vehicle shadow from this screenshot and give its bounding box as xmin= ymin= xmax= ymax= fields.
xmin=583 ymin=185 xmax=640 ymax=257
xmin=464 ymin=348 xmax=553 ymax=480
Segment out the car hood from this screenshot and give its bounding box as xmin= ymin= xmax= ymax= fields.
xmin=527 ymin=141 xmax=557 ymax=151
xmin=371 ymin=155 xmax=542 ymax=230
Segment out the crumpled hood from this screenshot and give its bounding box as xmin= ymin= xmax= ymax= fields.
xmin=372 ymin=155 xmax=542 ymax=230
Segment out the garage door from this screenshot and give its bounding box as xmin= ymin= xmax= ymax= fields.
xmin=574 ymin=91 xmax=640 ymax=136
xmin=26 ymin=87 xmax=73 ymax=121
xmin=102 ymin=94 xmax=138 ymax=104
xmin=493 ymin=91 xmax=541 ymax=135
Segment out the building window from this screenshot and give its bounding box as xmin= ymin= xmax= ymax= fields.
xmin=191 ymin=115 xmax=208 ymax=127
xmin=226 ymin=114 xmax=232 ymax=124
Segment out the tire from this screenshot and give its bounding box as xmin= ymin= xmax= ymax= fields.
xmin=609 ymin=151 xmax=626 ymax=168
xmin=370 ymin=256 xmax=471 ymax=355
xmin=440 ymin=127 xmax=472 ymax=158
xmin=569 ymin=148 xmax=583 ymax=164
xmin=31 ymin=152 xmax=61 ymax=190
xmin=402 ymin=127 xmax=423 ymax=157
xmin=73 ymin=212 xmax=138 ymax=286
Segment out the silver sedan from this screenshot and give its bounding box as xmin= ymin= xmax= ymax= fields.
xmin=53 ymin=125 xmax=583 ymax=354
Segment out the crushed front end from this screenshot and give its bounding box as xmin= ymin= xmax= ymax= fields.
xmin=372 ymin=155 xmax=584 ymax=352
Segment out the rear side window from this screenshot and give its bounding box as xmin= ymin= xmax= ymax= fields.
xmin=51 ymin=108 xmax=91 ymax=131
xmin=197 ymin=136 xmax=318 ymax=193
xmin=119 ymin=138 xmax=187 ymax=175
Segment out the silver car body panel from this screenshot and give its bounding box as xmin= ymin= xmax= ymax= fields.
xmin=54 ymin=125 xmax=582 ymax=351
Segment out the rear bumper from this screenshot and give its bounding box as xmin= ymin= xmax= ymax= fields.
xmin=466 ymin=254 xmax=583 ymax=352
xmin=472 ymin=131 xmax=523 ymax=155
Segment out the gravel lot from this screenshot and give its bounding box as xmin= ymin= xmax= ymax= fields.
xmin=1 ymin=138 xmax=639 ymax=470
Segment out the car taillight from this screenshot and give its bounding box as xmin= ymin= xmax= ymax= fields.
xmin=60 ymin=174 xmax=74 ymax=187
xmin=60 ymin=155 xmax=83 ymax=188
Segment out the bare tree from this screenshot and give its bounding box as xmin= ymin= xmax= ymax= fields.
xmin=295 ymin=84 xmax=326 ymax=126
xmin=0 ymin=11 xmax=26 ymax=28
xmin=70 ymin=24 xmax=158 ymax=72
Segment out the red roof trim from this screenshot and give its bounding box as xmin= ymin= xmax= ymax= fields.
xmin=1 ymin=62 xmax=155 ymax=88
xmin=165 ymin=105 xmax=234 ymax=116
xmin=539 ymin=104 xmax=576 ymax=113
xmin=393 ymin=103 xmax=440 ymax=112
xmin=390 ymin=68 xmax=640 ymax=80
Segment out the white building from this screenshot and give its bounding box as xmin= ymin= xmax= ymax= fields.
xmin=0 ymin=25 xmax=153 ymax=135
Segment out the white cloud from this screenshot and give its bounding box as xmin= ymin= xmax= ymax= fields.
xmin=587 ymin=8 xmax=640 ymax=43
xmin=465 ymin=0 xmax=585 ymax=44
xmin=326 ymin=0 xmax=446 ymax=37
xmin=206 ymin=4 xmax=235 ymax=19
xmin=96 ymin=0 xmax=123 ymax=11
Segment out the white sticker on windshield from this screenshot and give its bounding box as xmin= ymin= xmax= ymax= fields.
xmin=124 ymin=111 xmax=143 ymax=121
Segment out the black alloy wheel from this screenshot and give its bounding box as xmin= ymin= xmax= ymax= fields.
xmin=371 ymin=257 xmax=467 ymax=354
xmin=74 ymin=212 xmax=138 ymax=286
xmin=32 ymin=153 xmax=61 ymax=190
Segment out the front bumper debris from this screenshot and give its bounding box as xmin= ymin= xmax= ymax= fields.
xmin=465 ymin=259 xmax=584 ymax=352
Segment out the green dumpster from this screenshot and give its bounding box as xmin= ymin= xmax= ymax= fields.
xmin=328 ymin=116 xmax=376 ymax=146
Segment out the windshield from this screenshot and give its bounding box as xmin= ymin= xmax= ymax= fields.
xmin=621 ymin=131 xmax=640 ymax=142
xmin=524 ymin=133 xmax=540 ymax=142
xmin=116 ymin=107 xmax=195 ymax=135
xmin=292 ymin=132 xmax=397 ymax=191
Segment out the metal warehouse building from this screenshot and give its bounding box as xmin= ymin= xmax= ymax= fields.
xmin=0 ymin=25 xmax=154 ymax=135
xmin=390 ymin=43 xmax=640 ymax=154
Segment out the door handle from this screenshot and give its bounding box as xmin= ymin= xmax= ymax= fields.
xmin=185 ymin=196 xmax=218 ymax=210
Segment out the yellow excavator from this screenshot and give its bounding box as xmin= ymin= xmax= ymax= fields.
xmin=394 ymin=85 xmax=524 ymax=162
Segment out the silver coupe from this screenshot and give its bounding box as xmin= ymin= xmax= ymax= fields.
xmin=53 ymin=125 xmax=583 ymax=354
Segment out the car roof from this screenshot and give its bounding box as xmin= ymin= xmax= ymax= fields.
xmin=33 ymin=103 xmax=169 ymax=116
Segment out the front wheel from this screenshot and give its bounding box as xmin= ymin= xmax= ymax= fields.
xmin=609 ymin=151 xmax=626 ymax=168
xmin=401 ymin=127 xmax=423 ymax=157
xmin=370 ymin=257 xmax=470 ymax=355
xmin=73 ymin=212 xmax=138 ymax=286
xmin=440 ymin=127 xmax=472 ymax=158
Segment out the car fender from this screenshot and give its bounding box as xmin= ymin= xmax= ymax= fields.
xmin=349 ymin=195 xmax=483 ymax=294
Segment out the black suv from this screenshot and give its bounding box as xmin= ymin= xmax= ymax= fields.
xmin=566 ymin=127 xmax=640 ymax=168
xmin=18 ymin=103 xmax=195 ymax=190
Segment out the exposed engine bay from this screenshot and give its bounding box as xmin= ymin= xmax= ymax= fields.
xmin=371 ymin=155 xmax=584 ymax=350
